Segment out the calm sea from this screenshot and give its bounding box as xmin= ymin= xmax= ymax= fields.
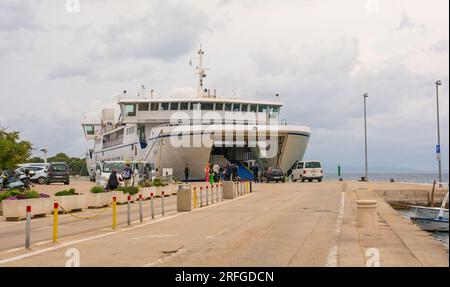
xmin=325 ymin=172 xmax=449 ymax=184
xmin=325 ymin=172 xmax=449 ymax=250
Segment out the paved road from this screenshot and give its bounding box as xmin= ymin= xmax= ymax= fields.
xmin=0 ymin=182 xmax=447 ymax=267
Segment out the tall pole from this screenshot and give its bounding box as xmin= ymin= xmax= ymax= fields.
xmin=363 ymin=93 xmax=369 ymax=181
xmin=435 ymin=80 xmax=442 ymax=184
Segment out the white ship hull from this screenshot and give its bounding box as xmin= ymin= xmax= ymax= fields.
xmin=87 ymin=123 xmax=310 ymax=181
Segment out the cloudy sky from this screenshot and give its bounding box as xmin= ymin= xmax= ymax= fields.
xmin=0 ymin=0 xmax=448 ymax=173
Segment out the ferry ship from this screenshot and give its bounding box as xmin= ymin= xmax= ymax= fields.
xmin=82 ymin=48 xmax=311 ymax=181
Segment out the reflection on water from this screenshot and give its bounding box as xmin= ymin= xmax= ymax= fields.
xmin=399 ymin=209 xmax=449 ymax=250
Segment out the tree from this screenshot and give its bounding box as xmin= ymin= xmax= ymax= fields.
xmin=27 ymin=157 xmax=44 ymax=163
xmin=0 ymin=128 xmax=32 ymax=170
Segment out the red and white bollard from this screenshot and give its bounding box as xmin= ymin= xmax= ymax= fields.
xmin=127 ymin=195 xmax=131 ymax=225
xmin=200 ymin=186 xmax=203 ymax=207
xmin=139 ymin=194 xmax=143 ymax=222
xmin=25 ymin=205 xmax=32 ymax=249
xmin=161 ymin=191 xmax=165 ymax=216
xmin=150 ymin=192 xmax=155 ymax=219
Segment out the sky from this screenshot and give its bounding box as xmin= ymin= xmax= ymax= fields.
xmin=0 ymin=0 xmax=448 ymax=173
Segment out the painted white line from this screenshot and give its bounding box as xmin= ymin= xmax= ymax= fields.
xmin=262 ymin=207 xmax=271 ymax=212
xmin=132 ymin=234 xmax=178 ymax=240
xmin=325 ymin=192 xmax=346 ymax=267
xmin=0 ymin=192 xmax=255 ymax=265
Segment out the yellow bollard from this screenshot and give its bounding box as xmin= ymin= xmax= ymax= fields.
xmin=112 ymin=197 xmax=117 ymax=230
xmin=193 ymin=187 xmax=198 ymax=208
xmin=53 ymin=202 xmax=58 ymax=243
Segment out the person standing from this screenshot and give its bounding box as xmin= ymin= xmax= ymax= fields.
xmin=122 ymin=163 xmax=132 ymax=187
xmin=184 ymin=164 xmax=190 ymax=183
xmin=205 ymin=163 xmax=210 ymax=183
xmin=107 ymin=169 xmax=119 ymax=190
xmin=252 ymin=163 xmax=259 ymax=183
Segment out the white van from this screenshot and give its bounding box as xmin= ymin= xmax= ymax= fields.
xmin=291 ymin=161 xmax=323 ymax=182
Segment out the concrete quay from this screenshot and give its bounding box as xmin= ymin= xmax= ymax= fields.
xmin=0 ymin=181 xmax=447 ymax=267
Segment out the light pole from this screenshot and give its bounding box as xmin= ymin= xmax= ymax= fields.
xmin=363 ymin=93 xmax=369 ymax=181
xmin=435 ymin=80 xmax=442 ymax=184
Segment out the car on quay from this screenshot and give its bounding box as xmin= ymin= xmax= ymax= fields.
xmin=291 ymin=160 xmax=323 ymax=182
xmin=262 ymin=167 xmax=286 ymax=183
xmin=15 ymin=164 xmax=49 ymax=185
xmin=46 ymin=162 xmax=70 ymax=185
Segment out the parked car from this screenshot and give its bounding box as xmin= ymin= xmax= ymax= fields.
xmin=15 ymin=165 xmax=48 ymax=185
xmin=263 ymin=167 xmax=285 ymax=183
xmin=46 ymin=162 xmax=70 ymax=185
xmin=291 ymin=160 xmax=323 ymax=182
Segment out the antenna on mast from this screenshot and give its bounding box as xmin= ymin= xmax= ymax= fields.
xmin=196 ymin=45 xmax=207 ymax=97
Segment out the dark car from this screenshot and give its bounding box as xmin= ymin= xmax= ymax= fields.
xmin=46 ymin=162 xmax=70 ymax=185
xmin=263 ymin=167 xmax=285 ymax=183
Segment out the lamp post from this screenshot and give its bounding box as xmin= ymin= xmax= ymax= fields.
xmin=363 ymin=93 xmax=369 ymax=181
xmin=435 ymin=80 xmax=442 ymax=185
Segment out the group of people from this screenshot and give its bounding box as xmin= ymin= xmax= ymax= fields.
xmin=105 ymin=163 xmax=133 ymax=190
xmin=183 ymin=162 xmax=261 ymax=183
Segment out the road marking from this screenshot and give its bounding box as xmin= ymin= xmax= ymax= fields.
xmin=262 ymin=207 xmax=271 ymax=212
xmin=325 ymin=191 xmax=346 ymax=267
xmin=0 ymin=193 xmax=255 ymax=265
xmin=132 ymin=234 xmax=178 ymax=240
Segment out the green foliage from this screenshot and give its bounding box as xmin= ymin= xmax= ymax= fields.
xmin=26 ymin=157 xmax=45 ymax=163
xmin=24 ymin=190 xmax=40 ymax=199
xmin=90 ymin=185 xmax=105 ymax=194
xmin=116 ymin=186 xmax=140 ymax=195
xmin=0 ymin=128 xmax=32 ymax=170
xmin=55 ymin=188 xmax=77 ymax=196
xmin=151 ymin=178 xmax=167 ymax=187
xmin=0 ymin=190 xmax=23 ymax=202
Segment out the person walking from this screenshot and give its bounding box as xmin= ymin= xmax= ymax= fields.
xmin=184 ymin=164 xmax=190 ymax=183
xmin=252 ymin=163 xmax=259 ymax=183
xmin=122 ymin=163 xmax=132 ymax=187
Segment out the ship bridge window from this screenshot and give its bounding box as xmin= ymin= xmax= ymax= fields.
xmin=250 ymin=104 xmax=257 ymax=112
xmin=241 ymin=104 xmax=248 ymax=112
xmin=270 ymin=106 xmax=279 ymax=113
xmin=215 ymin=103 xmax=223 ymax=111
xmin=124 ymin=104 xmax=136 ymax=117
xmin=201 ymin=102 xmax=214 ymax=110
xmin=170 ymin=102 xmax=179 ymax=110
xmin=225 ymin=103 xmax=232 ymax=111
xmin=85 ymin=125 xmax=95 ymax=135
xmin=180 ymin=102 xmax=189 ymax=110
xmin=258 ymin=105 xmax=268 ymax=112
xmin=150 ymin=103 xmax=159 ymax=111
xmin=138 ymin=103 xmax=149 ymax=111
xmin=233 ymin=103 xmax=241 ymax=111
xmin=161 ymin=103 xmax=169 ymax=110
xmin=190 ymin=102 xmax=200 ymax=110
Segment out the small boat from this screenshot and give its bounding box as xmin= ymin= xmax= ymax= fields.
xmin=410 ymin=191 xmax=449 ymax=232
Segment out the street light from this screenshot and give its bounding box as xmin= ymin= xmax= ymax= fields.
xmin=363 ymin=93 xmax=369 ymax=181
xmin=435 ymin=80 xmax=442 ymax=185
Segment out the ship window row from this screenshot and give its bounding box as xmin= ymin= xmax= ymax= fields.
xmin=128 ymin=102 xmax=279 ymax=115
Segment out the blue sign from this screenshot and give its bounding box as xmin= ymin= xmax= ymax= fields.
xmin=436 ymin=145 xmax=441 ymax=154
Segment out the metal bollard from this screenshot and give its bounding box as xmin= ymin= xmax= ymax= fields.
xmin=25 ymin=206 xmax=31 ymax=249
xmin=127 ymin=195 xmax=131 ymax=226
xmin=220 ymin=184 xmax=224 ymax=201
xmin=193 ymin=187 xmax=198 ymax=208
xmin=206 ymin=186 xmax=209 ymax=206
xmin=139 ymin=194 xmax=143 ymax=222
xmin=53 ymin=202 xmax=58 ymax=243
xmin=216 ymin=184 xmax=219 ymax=203
xmin=112 ymin=197 xmax=117 ymax=229
xmin=211 ymin=185 xmax=214 ymax=204
xmin=161 ymin=191 xmax=165 ymax=216
xmin=200 ymin=187 xmax=203 ymax=207
xmin=250 ymin=181 xmax=253 ymax=193
xmin=150 ymin=193 xmax=155 ymax=219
